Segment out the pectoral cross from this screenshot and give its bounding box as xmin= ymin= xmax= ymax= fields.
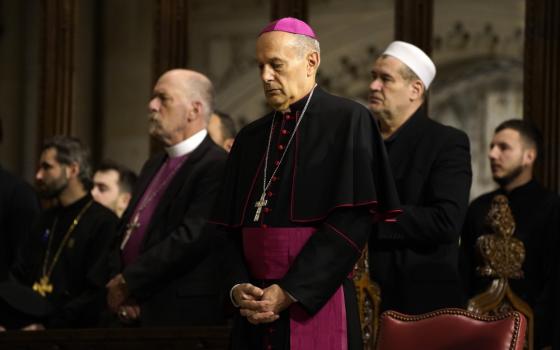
xmin=32 ymin=276 xmax=53 ymax=297
xmin=120 ymin=213 xmax=141 ymax=250
xmin=253 ymin=193 xmax=268 ymax=222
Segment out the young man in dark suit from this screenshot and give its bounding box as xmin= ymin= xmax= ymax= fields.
xmin=367 ymin=41 xmax=473 ymax=314
xmin=106 ymin=69 xmax=228 ymax=326
xmin=460 ymin=120 xmax=560 ymax=348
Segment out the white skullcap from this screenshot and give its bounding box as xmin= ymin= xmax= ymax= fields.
xmin=382 ymin=41 xmax=436 ymax=89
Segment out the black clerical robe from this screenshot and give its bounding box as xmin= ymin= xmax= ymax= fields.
xmin=460 ymin=180 xmax=560 ymax=348
xmin=0 ymin=165 xmax=40 ymax=279
xmin=9 ymin=194 xmax=118 ymax=328
xmin=368 ymin=106 xmax=472 ymax=315
xmin=211 ymin=87 xmax=400 ymax=350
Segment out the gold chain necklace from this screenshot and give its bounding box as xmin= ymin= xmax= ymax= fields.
xmin=32 ymin=200 xmax=93 ymax=297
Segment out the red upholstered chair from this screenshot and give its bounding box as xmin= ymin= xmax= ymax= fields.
xmin=375 ymin=308 xmax=526 ymax=350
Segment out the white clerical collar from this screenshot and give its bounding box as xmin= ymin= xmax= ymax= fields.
xmin=165 ymin=129 xmax=207 ymax=158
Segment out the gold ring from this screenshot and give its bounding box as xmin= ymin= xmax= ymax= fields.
xmin=120 ymin=309 xmax=127 ymax=318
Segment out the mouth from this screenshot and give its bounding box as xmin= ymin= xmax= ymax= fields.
xmin=35 ymin=182 xmax=47 ymax=192
xmin=368 ymin=95 xmax=383 ymax=104
xmin=149 ymin=116 xmax=160 ymax=125
xmin=490 ymin=164 xmax=501 ymax=172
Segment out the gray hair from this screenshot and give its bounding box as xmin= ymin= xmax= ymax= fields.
xmin=183 ymin=72 xmax=215 ymax=123
xmin=42 ymin=136 xmax=92 ymax=190
xmin=292 ymin=34 xmax=321 ymax=58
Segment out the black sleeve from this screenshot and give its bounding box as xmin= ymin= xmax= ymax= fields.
xmin=10 ymin=218 xmax=46 ymax=286
xmin=122 ymin=160 xmax=226 ymax=300
xmin=550 ymin=242 xmax=560 ymax=349
xmin=50 ymin=211 xmax=119 ymax=328
xmin=534 ymin=200 xmax=560 ymax=348
xmin=278 ymin=206 xmax=372 ymax=315
xmin=2 ymin=180 xmax=40 ymax=275
xmin=220 ymin=226 xmax=250 ymax=306
xmin=458 ymin=203 xmax=478 ymax=300
xmin=377 ymin=130 xmax=472 ymax=245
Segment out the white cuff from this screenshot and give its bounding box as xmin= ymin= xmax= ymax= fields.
xmin=285 ymin=291 xmax=298 ymax=303
xmin=230 ymin=284 xmax=241 ymax=307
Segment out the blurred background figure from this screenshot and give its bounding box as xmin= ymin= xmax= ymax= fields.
xmin=0 ymin=118 xmax=41 ymax=331
xmin=460 ymin=119 xmax=560 ymax=349
xmin=208 ymin=110 xmax=237 ymax=153
xmin=91 ymin=160 xmax=138 ymax=218
xmin=0 ymin=117 xmax=40 ymax=281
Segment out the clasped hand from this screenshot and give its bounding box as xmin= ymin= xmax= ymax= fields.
xmin=106 ymin=273 xmax=141 ymax=322
xmin=232 ymin=283 xmax=293 ymax=325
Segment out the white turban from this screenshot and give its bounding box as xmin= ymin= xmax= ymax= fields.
xmin=382 ymin=41 xmax=436 ymax=89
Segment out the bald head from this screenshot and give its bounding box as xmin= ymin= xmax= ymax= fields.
xmin=160 ymin=69 xmax=215 ymax=121
xmin=148 ymin=69 xmax=215 ymax=145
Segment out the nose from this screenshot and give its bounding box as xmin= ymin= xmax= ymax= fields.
xmin=369 ymin=78 xmax=382 ymax=92
xmin=35 ymin=169 xmax=43 ymax=181
xmin=488 ymin=145 xmax=499 ymax=160
xmin=148 ymin=97 xmax=160 ymax=112
xmin=261 ymin=65 xmax=274 ymax=83
xmin=91 ymin=186 xmax=99 ymax=198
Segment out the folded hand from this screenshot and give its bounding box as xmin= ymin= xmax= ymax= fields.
xmin=106 ymin=273 xmax=129 ymax=313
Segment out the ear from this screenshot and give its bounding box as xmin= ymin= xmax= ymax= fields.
xmin=409 ymin=80 xmax=424 ymax=101
xmin=115 ymin=192 xmax=132 ymax=218
xmin=306 ymin=51 xmax=320 ymax=77
xmin=523 ymin=148 xmax=536 ymax=166
xmin=189 ymin=101 xmax=203 ymax=122
xmin=118 ymin=192 xmax=132 ymax=209
xmin=67 ymin=162 xmax=80 ymax=178
xmin=224 ymin=138 xmax=235 ymax=153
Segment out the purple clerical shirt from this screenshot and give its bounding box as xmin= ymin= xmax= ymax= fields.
xmin=121 ymin=154 xmax=188 ymax=266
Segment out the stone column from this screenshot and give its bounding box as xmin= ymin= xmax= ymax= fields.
xmin=270 ymin=0 xmax=308 ymax=21
xmin=394 ymin=0 xmax=433 ymax=55
xmin=39 ymin=0 xmax=76 ymax=141
xmin=151 ymin=0 xmax=190 ymax=152
xmin=524 ymin=0 xmax=560 ymax=192
xmin=152 ymin=0 xmax=190 ymax=82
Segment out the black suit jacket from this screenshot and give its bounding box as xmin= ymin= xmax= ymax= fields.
xmin=369 ymin=106 xmax=472 ymax=314
xmin=113 ymin=135 xmax=228 ymax=326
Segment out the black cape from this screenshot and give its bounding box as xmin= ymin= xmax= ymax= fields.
xmin=211 ymin=87 xmax=400 ymax=226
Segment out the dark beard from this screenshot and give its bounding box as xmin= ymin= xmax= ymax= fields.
xmin=37 ymin=177 xmax=68 ymax=199
xmin=493 ymin=164 xmax=524 ymax=188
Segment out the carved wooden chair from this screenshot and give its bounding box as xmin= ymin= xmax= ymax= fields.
xmin=375 ymin=308 xmax=526 ymax=350
xmin=353 ymin=244 xmax=381 ymax=350
xmin=468 ymin=194 xmax=534 ymax=349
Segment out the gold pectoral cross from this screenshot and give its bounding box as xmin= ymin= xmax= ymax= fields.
xmin=120 ymin=213 xmax=141 ymax=250
xmin=32 ymin=276 xmax=53 ymax=297
xmin=253 ymin=193 xmax=268 ymax=222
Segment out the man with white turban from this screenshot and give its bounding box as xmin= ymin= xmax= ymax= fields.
xmin=367 ymin=41 xmax=473 ymax=314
